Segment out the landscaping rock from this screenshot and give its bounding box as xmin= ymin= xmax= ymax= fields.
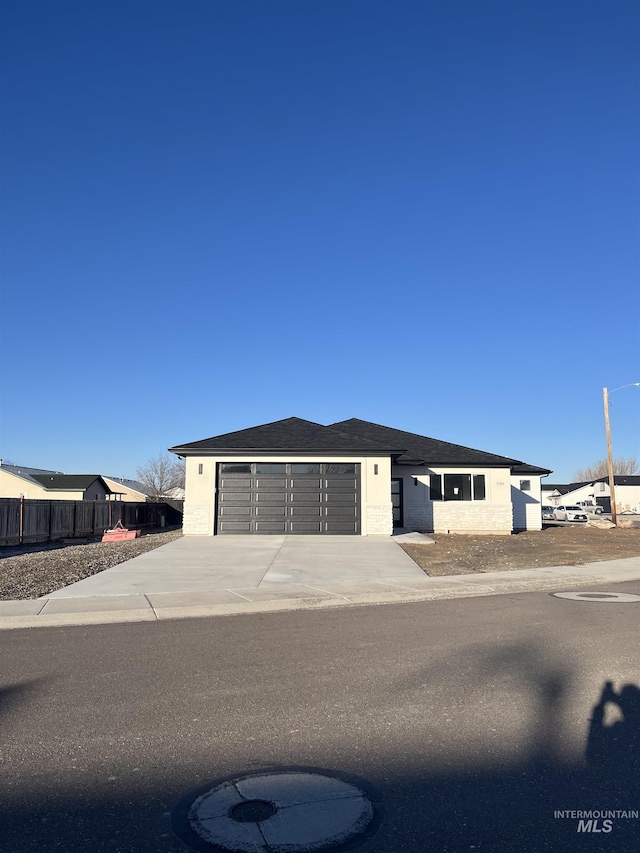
xmin=587 ymin=518 xmax=616 ymax=529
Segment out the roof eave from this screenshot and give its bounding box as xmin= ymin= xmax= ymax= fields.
xmin=169 ymin=446 xmax=397 ymax=457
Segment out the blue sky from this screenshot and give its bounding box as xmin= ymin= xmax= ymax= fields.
xmin=1 ymin=0 xmax=638 ymax=482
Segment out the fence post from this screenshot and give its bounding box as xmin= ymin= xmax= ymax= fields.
xmin=19 ymin=496 xmax=24 ymax=544
xmin=48 ymin=502 xmax=53 ymax=542
xmin=72 ymin=501 xmax=77 ymax=538
xmin=92 ymin=499 xmax=97 ymax=536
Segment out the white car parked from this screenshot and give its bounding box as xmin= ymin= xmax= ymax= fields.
xmin=552 ymin=505 xmax=589 ymax=522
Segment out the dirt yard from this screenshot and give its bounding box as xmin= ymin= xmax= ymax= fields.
xmin=400 ymin=525 xmax=640 ymax=576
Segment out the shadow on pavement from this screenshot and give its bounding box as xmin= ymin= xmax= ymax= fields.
xmin=1 ymin=679 xmax=638 ymax=852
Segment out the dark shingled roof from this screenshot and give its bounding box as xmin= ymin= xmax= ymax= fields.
xmin=30 ymin=474 xmax=113 ymax=493
xmin=169 ymin=417 xmax=400 ymax=456
xmin=171 ymin=416 xmax=551 ymax=473
xmin=512 ymin=463 xmax=553 ymax=475
xmin=543 ymin=483 xmax=589 ymax=494
xmin=599 ymin=475 xmax=640 ymax=486
xmin=330 ymin=418 xmax=546 ymax=469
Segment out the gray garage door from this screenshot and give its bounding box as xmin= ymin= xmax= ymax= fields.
xmin=216 ymin=462 xmax=361 ymax=534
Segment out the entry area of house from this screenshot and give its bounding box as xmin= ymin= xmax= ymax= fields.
xmin=391 ymin=478 xmax=403 ymax=528
xmin=216 ymin=462 xmax=361 ymax=534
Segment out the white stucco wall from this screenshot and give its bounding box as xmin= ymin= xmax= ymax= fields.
xmin=511 ymin=475 xmax=543 ymax=531
xmin=614 ymin=485 xmax=640 ymax=513
xmin=183 ymin=455 xmax=393 ymax=536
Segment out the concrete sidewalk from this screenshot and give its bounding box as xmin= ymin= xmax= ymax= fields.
xmin=1 ymin=555 xmax=639 ymax=630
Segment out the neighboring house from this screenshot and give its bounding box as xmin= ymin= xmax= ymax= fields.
xmin=102 ymin=477 xmax=185 ymax=502
xmin=163 ymin=486 xmax=186 ymax=501
xmin=102 ymin=476 xmax=155 ymax=502
xmin=543 ymin=476 xmax=640 ymax=514
xmin=169 ymin=417 xmax=551 ymax=537
xmin=0 ymin=462 xmax=113 ymax=500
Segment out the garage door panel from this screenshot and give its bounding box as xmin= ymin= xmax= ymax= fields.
xmin=218 ymin=521 xmax=252 ymax=533
xmin=219 ymin=492 xmax=252 ymax=504
xmin=325 ymin=494 xmax=357 ymax=505
xmin=219 ymin=477 xmax=254 ymax=489
xmin=290 ymin=506 xmax=322 ymax=517
xmin=290 ymin=522 xmax=324 ymax=533
xmin=325 ymin=479 xmax=358 ymax=491
xmin=255 ymin=521 xmax=288 ymax=533
xmin=218 ymin=505 xmax=252 ymax=517
xmin=290 ymin=493 xmax=322 ymax=503
xmin=324 ymin=506 xmax=358 ymax=518
xmin=290 ymin=479 xmax=323 ymax=491
xmin=255 ymin=478 xmax=287 ymax=489
xmin=255 ymin=506 xmax=287 ymax=517
xmin=256 ymin=493 xmax=290 ymax=504
xmin=326 ymin=521 xmax=359 ymax=533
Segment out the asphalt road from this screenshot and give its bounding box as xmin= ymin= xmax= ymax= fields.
xmin=2 ymin=582 xmax=639 ymax=853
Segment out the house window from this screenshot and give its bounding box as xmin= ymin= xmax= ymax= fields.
xmin=220 ymin=463 xmax=252 ymax=473
xmin=599 ymin=482 xmax=606 ymax=491
xmin=430 ymin=475 xmax=442 ymax=501
xmin=473 ymin=475 xmax=486 ymax=500
xmin=520 ymin=479 xmax=531 ymax=491
xmin=444 ymin=474 xmax=472 ymax=501
xmin=430 ymin=473 xmax=486 ymax=501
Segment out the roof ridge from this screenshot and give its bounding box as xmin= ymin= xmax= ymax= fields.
xmin=332 ymin=418 xmax=524 ymax=465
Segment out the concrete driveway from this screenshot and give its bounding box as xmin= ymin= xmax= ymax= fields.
xmin=45 ymin=535 xmax=425 ymax=598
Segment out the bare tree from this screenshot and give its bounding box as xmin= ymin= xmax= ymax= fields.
xmin=573 ymin=457 xmax=639 ymax=482
xmin=136 ymin=452 xmax=185 ymax=501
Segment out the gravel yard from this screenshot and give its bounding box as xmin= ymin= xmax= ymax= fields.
xmin=400 ymin=525 xmax=640 ymax=576
xmin=0 ymin=528 xmax=183 ymax=600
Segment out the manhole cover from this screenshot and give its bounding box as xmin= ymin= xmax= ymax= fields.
xmin=551 ymin=591 xmax=640 ymax=603
xmin=173 ymin=770 xmax=378 ymax=853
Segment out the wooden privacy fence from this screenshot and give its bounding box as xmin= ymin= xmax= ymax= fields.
xmin=0 ymin=499 xmax=183 ymax=546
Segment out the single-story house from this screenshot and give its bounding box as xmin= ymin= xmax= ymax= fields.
xmin=102 ymin=476 xmax=155 ymax=502
xmin=0 ymin=462 xmax=114 ymax=500
xmin=543 ymin=476 xmax=640 ymax=514
xmin=102 ymin=477 xmax=185 ymax=502
xmin=169 ymin=418 xmax=551 ymax=536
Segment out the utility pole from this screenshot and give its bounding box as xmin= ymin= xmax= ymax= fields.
xmin=603 ymin=387 xmax=617 ymax=526
xmin=603 ymin=382 xmax=640 ymax=527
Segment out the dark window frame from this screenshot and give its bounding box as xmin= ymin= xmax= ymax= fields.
xmin=430 ymin=472 xmax=487 ymax=502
